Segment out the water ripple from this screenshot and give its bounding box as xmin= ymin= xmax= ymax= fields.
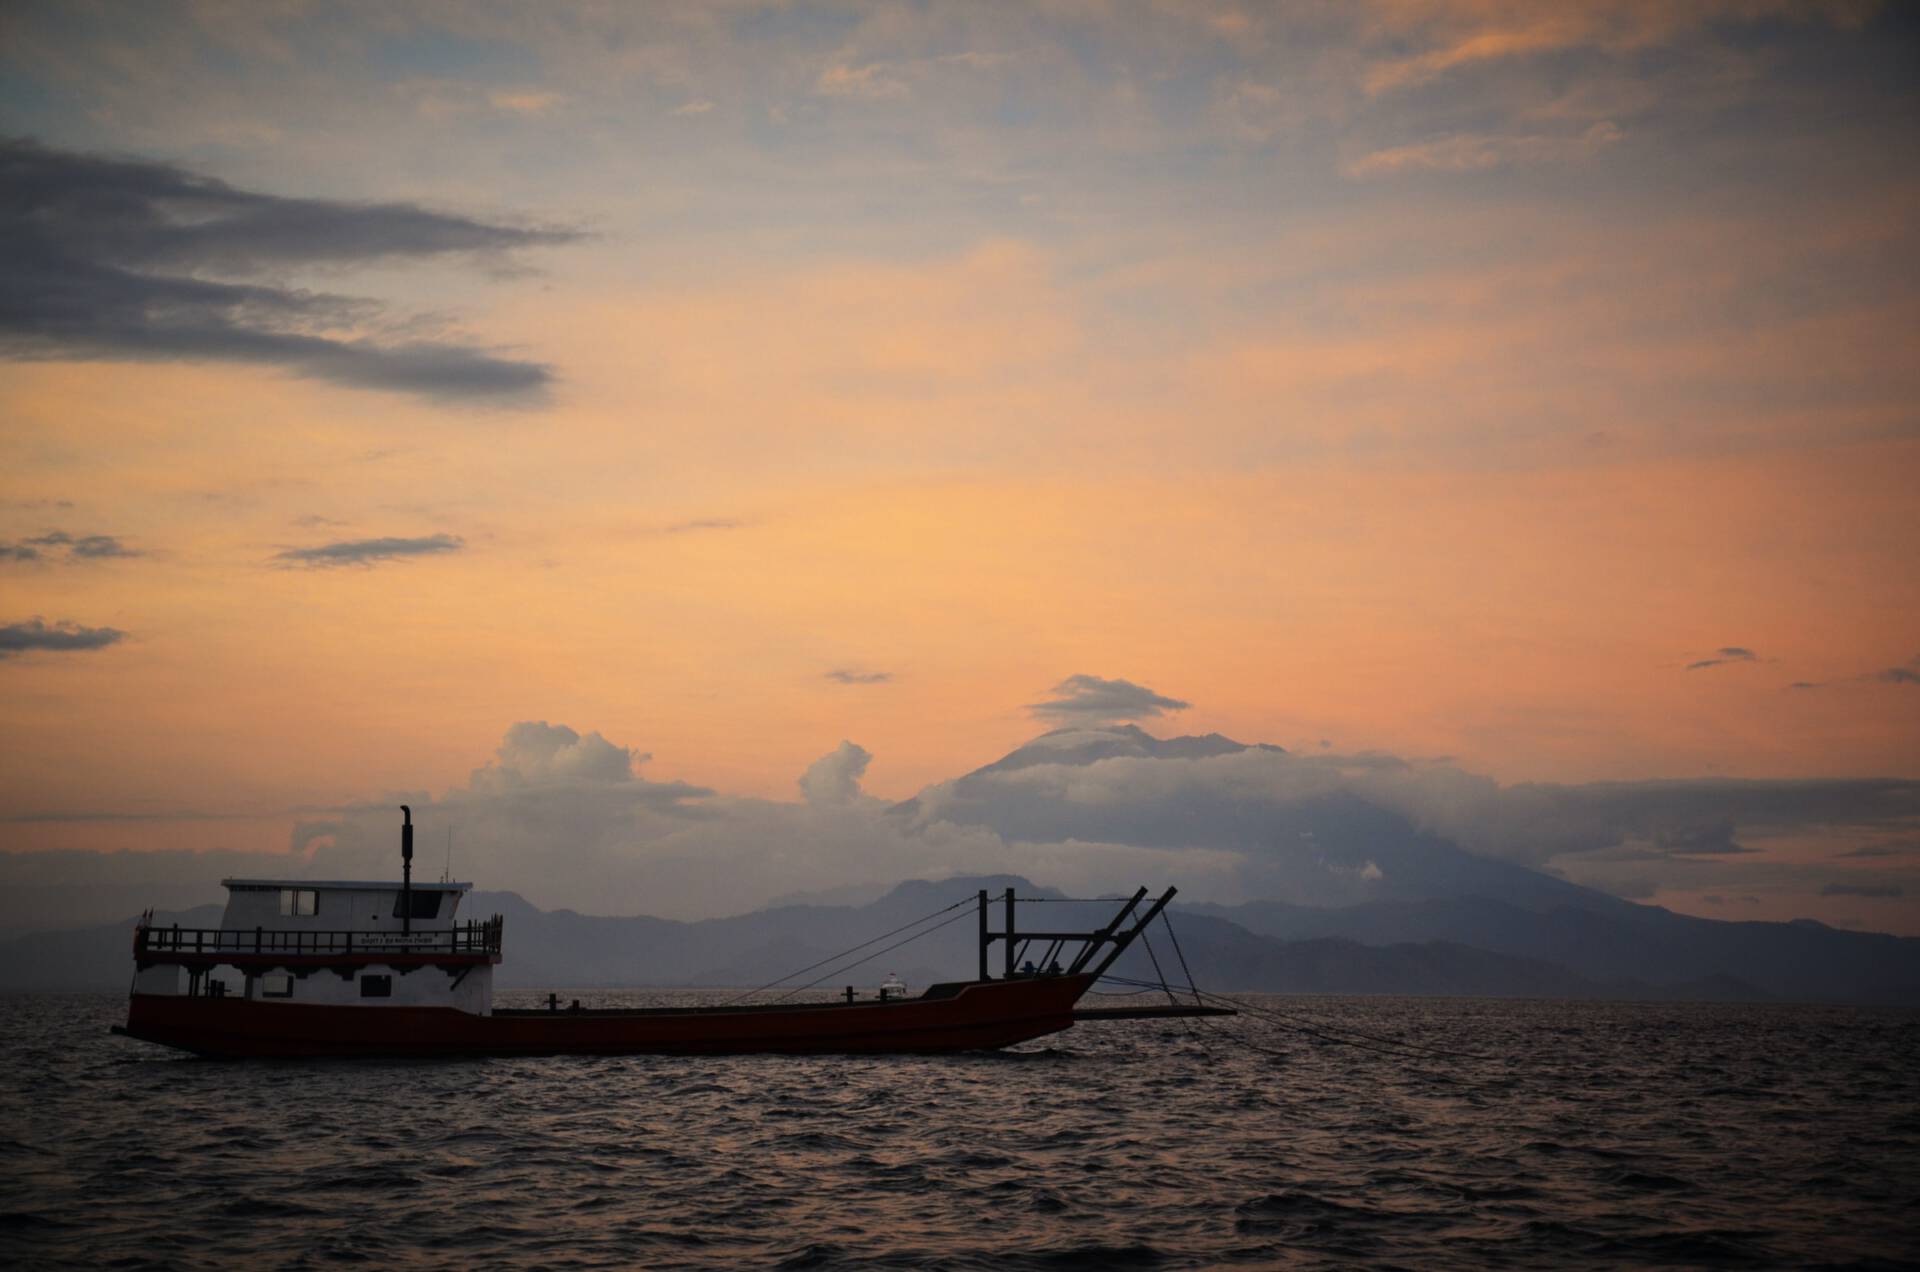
xmin=0 ymin=993 xmax=1915 ymax=1268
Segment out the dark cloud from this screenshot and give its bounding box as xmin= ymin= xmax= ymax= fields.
xmin=663 ymin=518 xmax=746 ymax=534
xmin=1820 ymin=883 xmax=1904 ymax=899
xmin=826 ymin=669 xmax=892 ymax=685
xmin=273 ymin=533 xmax=464 ymax=568
xmin=1653 ymin=821 xmax=1753 ymax=857
xmin=0 ymin=137 xmax=574 ymax=402
xmin=0 ymin=618 xmax=125 ymax=657
xmin=1874 ymin=657 xmax=1920 ymax=686
xmin=1029 ymin=674 xmax=1191 ymax=721
xmin=1789 ymin=656 xmax=1917 ymax=690
xmin=1836 ymin=841 xmax=1915 ymax=859
xmin=4 ymin=530 xmax=141 ymax=562
xmin=1685 ymin=647 xmax=1758 ymax=671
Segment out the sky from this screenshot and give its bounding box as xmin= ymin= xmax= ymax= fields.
xmin=1 ymin=1 xmax=1917 ymax=932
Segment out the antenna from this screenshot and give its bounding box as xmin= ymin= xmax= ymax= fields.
xmin=443 ymin=826 xmax=453 ymax=885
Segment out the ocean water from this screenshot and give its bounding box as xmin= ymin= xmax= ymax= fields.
xmin=1 ymin=991 xmax=1916 ymax=1269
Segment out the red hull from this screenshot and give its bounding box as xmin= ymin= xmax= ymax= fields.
xmin=119 ymin=975 xmax=1094 ymax=1058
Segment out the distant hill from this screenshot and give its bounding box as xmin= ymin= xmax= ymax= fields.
xmin=1185 ymin=894 xmax=1920 ymax=1004
xmin=0 ymin=877 xmax=1829 ymax=1003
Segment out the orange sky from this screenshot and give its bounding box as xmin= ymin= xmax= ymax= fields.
xmin=2 ymin=2 xmax=1916 ymax=931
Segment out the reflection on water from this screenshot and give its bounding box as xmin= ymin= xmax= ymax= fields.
xmin=2 ymin=992 xmax=1915 ymax=1268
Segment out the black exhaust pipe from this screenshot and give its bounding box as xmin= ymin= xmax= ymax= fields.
xmin=400 ymin=805 xmax=414 ymax=936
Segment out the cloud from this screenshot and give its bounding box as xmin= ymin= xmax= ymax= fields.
xmin=1874 ymin=656 xmax=1920 ymax=686
xmin=825 ymin=669 xmax=892 ymax=685
xmin=0 ymin=618 xmax=126 ymax=658
xmin=1346 ymin=121 xmax=1623 ymax=177
xmin=273 ymin=533 xmax=464 ymax=568
xmin=1029 ymin=674 xmax=1191 ymax=722
xmin=1357 ymin=4 xmax=1819 ymax=96
xmin=3 ymin=530 xmax=142 ymax=562
xmin=1652 ymin=821 xmax=1753 ymax=856
xmin=487 ymin=89 xmax=563 ymax=115
xmin=1820 ymin=883 xmax=1904 ymax=899
xmin=798 ymin=741 xmax=874 ymax=807
xmin=470 ymin=722 xmax=643 ymax=790
xmin=1787 ymin=655 xmax=1917 ymax=690
xmin=816 ymin=61 xmax=909 ymax=100
xmin=1836 ymin=841 xmax=1915 ymax=859
xmin=0 ymin=137 xmax=574 ymax=402
xmin=7 ymin=718 xmax=1919 ymax=926
xmin=671 ymin=99 xmax=715 ymax=116
xmin=903 ymin=723 xmax=1920 ymax=918
xmin=662 ymin=518 xmax=745 ymax=535
xmin=1686 ymin=646 xmax=1759 ymax=671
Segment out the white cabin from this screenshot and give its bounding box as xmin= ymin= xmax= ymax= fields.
xmin=219 ymin=878 xmax=469 ymax=932
xmin=132 ymin=878 xmax=501 ymax=1015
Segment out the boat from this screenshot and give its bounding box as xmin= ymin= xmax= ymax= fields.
xmin=113 ymin=808 xmax=1224 ymax=1058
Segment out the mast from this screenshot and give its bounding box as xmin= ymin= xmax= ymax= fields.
xmin=400 ymin=805 xmax=414 ymax=936
xmin=977 ymin=889 xmax=989 ymax=981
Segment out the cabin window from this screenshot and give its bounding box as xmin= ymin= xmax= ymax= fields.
xmin=279 ymin=888 xmax=319 ymax=917
xmin=360 ymin=974 xmax=393 ymax=998
xmin=391 ymin=891 xmax=442 ymax=920
xmin=260 ymin=973 xmax=293 ymax=999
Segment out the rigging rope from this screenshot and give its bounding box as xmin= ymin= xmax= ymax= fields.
xmin=1136 ymin=929 xmax=1178 ymax=1007
xmin=1160 ymin=910 xmax=1202 ymax=1008
xmin=720 ymin=896 xmax=973 ymax=1006
xmin=765 ymin=906 xmax=979 ymax=1003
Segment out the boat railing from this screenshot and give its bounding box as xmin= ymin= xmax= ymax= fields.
xmin=135 ymin=915 xmax=504 ymax=959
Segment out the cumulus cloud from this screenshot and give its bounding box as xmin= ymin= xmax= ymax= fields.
xmin=9 ymin=718 xmax=1918 ymax=924
xmin=798 ymin=741 xmax=874 ymax=807
xmin=469 ymin=721 xmax=643 ymax=790
xmin=1686 ymin=646 xmax=1758 ymax=671
xmin=1029 ymin=674 xmax=1191 ymax=722
xmin=0 ymin=137 xmax=573 ymax=402
xmin=0 ymin=618 xmax=125 ymax=658
xmin=825 ymin=669 xmax=891 ymax=685
xmin=273 ymin=533 xmax=463 ymax=568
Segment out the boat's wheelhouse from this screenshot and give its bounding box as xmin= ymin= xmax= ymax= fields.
xmin=132 ymin=878 xmax=501 ymax=1015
